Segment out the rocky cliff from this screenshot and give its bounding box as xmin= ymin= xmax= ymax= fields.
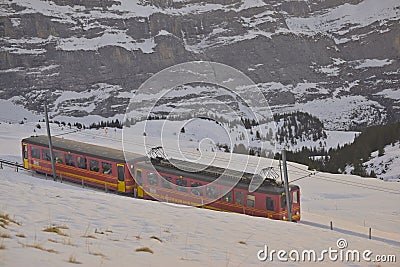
xmin=0 ymin=0 xmax=399 ymax=129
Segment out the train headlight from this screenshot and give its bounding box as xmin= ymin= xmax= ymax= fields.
xmin=296 ymin=211 xmax=299 ymax=216
xmin=283 ymin=216 xmax=286 ymax=220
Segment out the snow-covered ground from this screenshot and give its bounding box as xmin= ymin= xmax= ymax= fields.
xmin=0 ymin=167 xmax=399 ymax=267
xmin=1 ymin=118 xmax=400 ymax=266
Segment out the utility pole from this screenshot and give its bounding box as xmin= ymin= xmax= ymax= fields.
xmin=281 ymin=149 xmax=292 ymax=222
xmin=44 ymin=101 xmax=57 ymax=181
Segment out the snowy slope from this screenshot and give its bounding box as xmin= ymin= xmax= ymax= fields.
xmin=1 ymin=121 xmax=400 ymax=266
xmin=364 ymin=141 xmax=400 ymax=181
xmin=0 ymin=167 xmax=399 ymax=267
xmin=272 ymin=95 xmax=387 ymax=131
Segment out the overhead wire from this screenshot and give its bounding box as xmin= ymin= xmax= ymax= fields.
xmin=50 ymin=126 xmax=400 ymax=194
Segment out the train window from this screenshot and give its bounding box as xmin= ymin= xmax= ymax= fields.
xmin=65 ymin=154 xmax=75 ymax=167
xmin=266 ymin=197 xmax=274 ymax=211
xmin=54 ymin=152 xmax=64 ymax=164
xmin=77 ymin=156 xmax=87 ymax=169
xmin=190 ymin=182 xmax=203 ymax=196
xmin=292 ymin=191 xmax=299 ymax=204
xmin=31 ymin=147 xmax=40 ymax=159
xmin=247 ymin=194 xmax=255 ymax=208
xmin=102 ymin=162 xmax=112 ymax=175
xmin=235 ymin=191 xmax=243 ymax=205
xmin=148 ymin=172 xmax=159 ymax=186
xmin=221 ymin=190 xmax=232 ymax=203
xmin=176 ymin=178 xmax=188 ymax=192
xmin=42 ymin=149 xmax=51 ymax=161
xmin=206 ymin=185 xmax=218 ymax=199
xmin=161 ymin=176 xmax=174 ymax=189
xmin=136 ymin=169 xmax=142 ymax=185
xmin=89 ymin=160 xmax=99 ymax=172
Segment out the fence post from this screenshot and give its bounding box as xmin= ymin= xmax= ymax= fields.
xmin=369 ymin=228 xmax=372 ymax=239
xmin=15 ymin=162 xmax=18 ymax=172
xmin=330 ymin=221 xmax=333 ymax=230
xmin=0 ymin=162 xmax=3 ymax=169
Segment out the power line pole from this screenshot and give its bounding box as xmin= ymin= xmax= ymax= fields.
xmin=44 ymin=101 xmax=57 ymax=181
xmin=279 ymin=158 xmax=283 ymax=184
xmin=281 ymin=149 xmax=292 ymax=222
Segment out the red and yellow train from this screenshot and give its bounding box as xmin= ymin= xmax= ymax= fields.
xmin=22 ymin=135 xmax=300 ymax=221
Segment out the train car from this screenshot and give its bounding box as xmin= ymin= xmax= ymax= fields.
xmin=21 ymin=135 xmax=143 ymax=194
xmin=22 ymin=135 xmax=300 ymax=221
xmin=133 ymin=158 xmax=300 ymax=221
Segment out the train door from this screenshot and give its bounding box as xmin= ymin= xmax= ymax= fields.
xmin=22 ymin=143 xmax=28 ymax=169
xmin=136 ymin=169 xmax=144 ymax=198
xmin=291 ymin=190 xmax=301 ymax=221
xmin=117 ymin=164 xmax=126 ymax=193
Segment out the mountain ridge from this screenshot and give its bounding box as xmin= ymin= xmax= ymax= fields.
xmin=0 ymin=0 xmax=399 ymax=130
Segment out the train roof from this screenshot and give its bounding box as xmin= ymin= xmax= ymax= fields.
xmin=136 ymin=158 xmax=299 ymax=195
xmin=22 ymin=135 xmax=142 ymax=162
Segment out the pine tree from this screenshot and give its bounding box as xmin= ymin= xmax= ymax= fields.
xmin=256 ymin=130 xmax=260 ymax=139
xmin=378 ymin=147 xmax=385 ymax=157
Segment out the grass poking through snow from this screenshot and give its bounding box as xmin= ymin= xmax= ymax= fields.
xmin=135 ymin=247 xmax=153 ymax=254
xmin=0 ymin=212 xmax=20 ymax=227
xmin=0 ymin=233 xmax=11 ymax=238
xmin=48 ymin=238 xmax=77 ymax=247
xmin=150 ymin=235 xmax=162 ymax=242
xmin=20 ymin=242 xmax=58 ymax=254
xmin=67 ymin=255 xmax=81 ymax=264
xmin=89 ymin=251 xmax=106 ymax=258
xmin=81 ymin=234 xmax=96 ymax=239
xmin=0 ymin=219 xmax=7 ymax=228
xmin=0 ymin=213 xmax=19 ymax=224
xmin=43 ymin=226 xmax=68 ymax=237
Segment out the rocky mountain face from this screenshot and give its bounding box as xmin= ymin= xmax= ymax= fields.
xmin=0 ymin=0 xmax=399 ymax=130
